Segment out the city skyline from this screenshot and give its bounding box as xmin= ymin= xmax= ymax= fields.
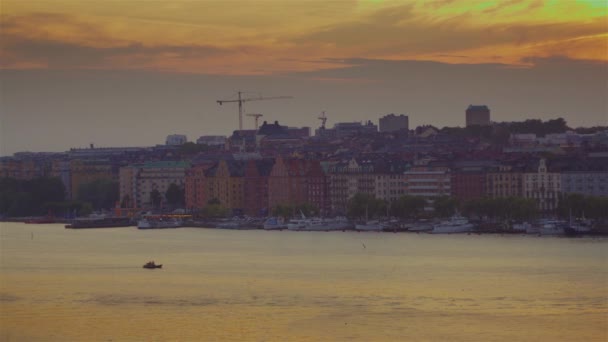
xmin=1 ymin=0 xmax=607 ymax=155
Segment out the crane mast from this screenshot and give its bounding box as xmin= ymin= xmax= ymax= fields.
xmin=217 ymin=91 xmax=292 ymax=131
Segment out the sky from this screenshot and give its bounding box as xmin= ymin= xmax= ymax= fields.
xmin=1 ymin=0 xmax=607 ymax=155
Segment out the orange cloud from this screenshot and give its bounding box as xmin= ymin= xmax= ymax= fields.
xmin=1 ymin=0 xmax=606 ymax=74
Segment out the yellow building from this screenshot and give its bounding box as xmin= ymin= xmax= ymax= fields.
xmin=206 ymin=160 xmax=245 ymax=213
xmin=486 ymin=165 xmax=523 ymax=198
xmin=70 ymin=159 xmax=114 ymax=200
xmin=0 ymin=159 xmax=45 ymax=180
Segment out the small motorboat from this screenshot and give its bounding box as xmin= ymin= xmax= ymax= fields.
xmin=143 ymin=261 xmax=162 ymax=269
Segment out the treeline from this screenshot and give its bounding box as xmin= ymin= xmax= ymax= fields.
xmin=0 ymin=177 xmax=65 ymax=216
xmin=438 ymin=117 xmax=575 ymax=145
xmin=0 ymin=177 xmax=122 ymax=217
xmin=557 ymin=194 xmax=608 ymax=220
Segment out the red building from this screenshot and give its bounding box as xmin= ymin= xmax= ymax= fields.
xmin=243 ymin=159 xmax=274 ymax=216
xmin=185 ymin=163 xmax=213 ymax=211
xmin=305 ymin=160 xmax=330 ymax=216
xmin=451 ymin=172 xmax=487 ymax=202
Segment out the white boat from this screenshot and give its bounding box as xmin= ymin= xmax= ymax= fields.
xmin=138 ymin=216 xmax=182 ymax=229
xmin=431 ymin=214 xmax=475 ymax=234
xmin=537 ymin=218 xmax=566 ymax=235
xmin=288 ymin=216 xmax=351 ymax=231
xmin=355 ymin=220 xmax=387 ymax=232
xmin=512 ymin=221 xmax=532 ymax=233
xmin=263 ymin=217 xmax=287 ymax=230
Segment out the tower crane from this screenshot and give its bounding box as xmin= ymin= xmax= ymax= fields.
xmin=217 ymin=91 xmax=292 ymax=131
xmin=318 ymin=111 xmax=328 ymax=129
xmin=246 ymin=113 xmax=264 ymax=130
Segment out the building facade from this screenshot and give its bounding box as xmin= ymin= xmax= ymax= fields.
xmin=70 ymin=159 xmax=114 ymax=200
xmin=465 ymin=105 xmax=490 ymax=127
xmin=486 ymin=165 xmax=523 ymax=198
xmin=404 ymin=166 xmax=451 ymax=197
xmin=166 ymin=134 xmax=187 ymax=146
xmin=120 ymin=161 xmax=190 ymax=209
xmin=561 ymin=172 xmax=608 ymax=197
xmin=379 ymin=114 xmax=409 ymax=133
xmin=523 ymin=159 xmax=561 ymax=211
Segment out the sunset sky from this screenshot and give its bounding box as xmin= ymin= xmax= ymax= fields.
xmin=1 ymin=0 xmax=607 ymax=154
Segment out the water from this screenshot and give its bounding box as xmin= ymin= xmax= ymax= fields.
xmin=1 ymin=222 xmax=606 ymax=341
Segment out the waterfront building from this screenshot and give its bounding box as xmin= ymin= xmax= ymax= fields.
xmin=119 ymin=166 xmax=136 ymax=208
xmin=375 ymin=173 xmax=407 ymax=202
xmin=0 ymin=158 xmax=47 ymax=180
xmin=561 ymin=172 xmax=608 ymax=197
xmin=379 ymin=114 xmax=409 ymax=133
xmin=404 ymin=166 xmax=451 ymax=197
xmin=243 ymin=159 xmax=274 ymax=216
xmin=120 ymin=161 xmax=190 ymax=209
xmin=70 ymin=159 xmax=114 ymax=200
xmin=523 ymin=158 xmax=561 ymax=211
xmin=205 ymin=160 xmax=245 ymax=214
xmin=327 ymin=159 xmax=376 ymax=215
xmin=185 ymin=163 xmax=214 ymax=211
xmin=486 ymin=165 xmax=523 ymax=198
xmin=450 ymin=161 xmax=496 ymax=202
xmin=305 ymin=160 xmax=330 ymax=216
xmin=165 ymin=134 xmax=187 ymax=146
xmin=465 ymin=105 xmax=490 ymax=127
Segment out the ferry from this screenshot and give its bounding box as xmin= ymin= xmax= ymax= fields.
xmin=66 ymin=216 xmax=133 ymax=229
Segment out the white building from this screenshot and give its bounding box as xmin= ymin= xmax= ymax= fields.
xmin=165 ymin=134 xmax=187 ymax=146
xmin=196 ymin=135 xmax=226 ymax=147
xmin=120 ymin=161 xmax=190 ymax=209
xmin=404 ymin=166 xmax=451 ymax=197
xmin=523 ymin=158 xmax=561 ymax=211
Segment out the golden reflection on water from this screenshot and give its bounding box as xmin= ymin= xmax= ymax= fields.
xmin=1 ymin=222 xmax=607 ymax=341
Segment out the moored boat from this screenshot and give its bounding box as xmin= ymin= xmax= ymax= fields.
xmin=263 ymin=217 xmax=287 ymax=230
xmin=138 ymin=215 xmax=187 ymax=229
xmin=431 ymin=214 xmax=475 ymax=234
xmin=66 ymin=216 xmax=133 ymax=229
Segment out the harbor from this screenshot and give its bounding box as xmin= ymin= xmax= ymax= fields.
xmin=1 ymin=221 xmax=606 ymax=341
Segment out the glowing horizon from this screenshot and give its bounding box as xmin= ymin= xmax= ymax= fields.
xmin=1 ymin=0 xmax=607 ymax=75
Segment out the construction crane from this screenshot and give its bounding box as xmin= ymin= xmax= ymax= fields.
xmin=318 ymin=111 xmax=328 ymax=129
xmin=246 ymin=113 xmax=264 ymax=130
xmin=217 ymin=91 xmax=292 ymax=131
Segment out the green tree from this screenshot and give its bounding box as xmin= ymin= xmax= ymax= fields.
xmin=77 ymin=179 xmax=119 ymax=210
xmin=165 ymin=183 xmax=185 ymax=206
xmin=347 ymin=193 xmax=387 ymax=219
xmin=150 ymin=189 xmax=162 ymax=209
xmin=391 ymin=195 xmax=426 ymax=219
xmin=432 ymin=196 xmax=458 ymax=218
xmin=0 ymin=177 xmax=66 ymax=217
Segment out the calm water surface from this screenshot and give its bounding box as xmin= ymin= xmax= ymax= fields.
xmin=1 ymin=222 xmax=606 ymax=341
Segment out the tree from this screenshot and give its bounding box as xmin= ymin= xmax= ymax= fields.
xmin=432 ymin=196 xmax=458 ymax=218
xmin=391 ymin=195 xmax=426 ymax=219
xmin=165 ymin=183 xmax=185 ymax=206
xmin=0 ymin=177 xmax=66 ymax=217
xmin=77 ymin=179 xmax=119 ymax=210
xmin=347 ymin=193 xmax=387 ymax=219
xmin=150 ymin=189 xmax=162 ymax=209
